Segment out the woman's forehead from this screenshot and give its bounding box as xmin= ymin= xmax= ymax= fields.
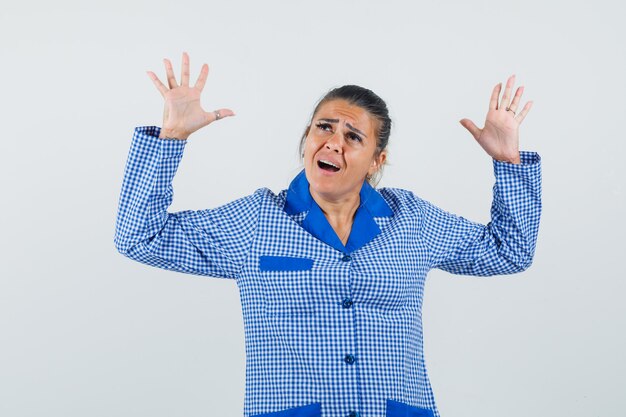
xmin=314 ymin=100 xmax=376 ymax=131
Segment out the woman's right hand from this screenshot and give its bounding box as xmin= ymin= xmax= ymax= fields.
xmin=147 ymin=52 xmax=235 ymax=140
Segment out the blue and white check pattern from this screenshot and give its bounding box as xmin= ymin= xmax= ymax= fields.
xmin=115 ymin=126 xmax=542 ymax=417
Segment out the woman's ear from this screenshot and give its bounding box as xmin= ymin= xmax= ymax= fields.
xmin=369 ymin=150 xmax=387 ymax=176
xmin=300 ymin=126 xmax=311 ymax=159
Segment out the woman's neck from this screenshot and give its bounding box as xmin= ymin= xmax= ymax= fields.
xmin=310 ymin=188 xmax=360 ymax=246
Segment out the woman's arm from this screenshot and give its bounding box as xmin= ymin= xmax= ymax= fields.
xmin=114 ymin=126 xmax=262 ymax=278
xmin=420 ymin=75 xmax=541 ymax=276
xmin=113 ymin=53 xmax=260 ymax=279
xmin=419 ymin=151 xmax=541 ymax=276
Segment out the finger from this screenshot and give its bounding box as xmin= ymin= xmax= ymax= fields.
xmin=181 ymin=51 xmax=190 ymax=87
xmin=194 ymin=63 xmax=209 ymax=91
xmin=163 ymin=58 xmax=178 ymax=89
xmin=489 ymin=83 xmax=502 ymax=110
xmin=507 ymin=86 xmax=524 ymax=113
xmin=500 ymin=74 xmax=516 ymax=110
xmin=146 ymin=71 xmax=168 ymax=97
xmin=515 ymin=101 xmax=533 ymax=124
xmin=459 ymin=118 xmax=481 ymax=140
xmin=206 ymin=108 xmax=236 ymax=124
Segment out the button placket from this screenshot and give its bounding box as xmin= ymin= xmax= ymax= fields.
xmin=340 ymin=254 xmax=354 ymax=309
xmin=340 ymin=252 xmax=359 ymax=416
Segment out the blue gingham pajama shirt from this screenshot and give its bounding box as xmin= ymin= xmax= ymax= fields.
xmin=114 ymin=126 xmax=542 ymax=417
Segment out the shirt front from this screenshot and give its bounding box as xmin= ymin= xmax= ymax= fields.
xmin=115 ymin=126 xmax=542 ymax=417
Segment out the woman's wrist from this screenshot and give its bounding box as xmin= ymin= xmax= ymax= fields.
xmin=493 ymin=151 xmax=521 ymax=164
xmin=158 ymin=127 xmax=189 ymax=140
xmin=495 ymin=156 xmax=521 ymax=164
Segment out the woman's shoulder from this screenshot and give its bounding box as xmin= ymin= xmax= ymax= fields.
xmin=245 ymin=186 xmax=289 ymax=211
xmin=376 ymin=186 xmax=433 ymax=215
xmin=378 ymin=186 xmax=428 ymax=204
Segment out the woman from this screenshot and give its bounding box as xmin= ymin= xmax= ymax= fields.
xmin=115 ymin=52 xmax=541 ymax=417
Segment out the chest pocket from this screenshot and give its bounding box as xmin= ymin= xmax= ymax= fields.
xmin=259 ymin=256 xmax=317 ymax=317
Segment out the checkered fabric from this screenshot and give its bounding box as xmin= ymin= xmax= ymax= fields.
xmin=115 ymin=126 xmax=542 ymax=417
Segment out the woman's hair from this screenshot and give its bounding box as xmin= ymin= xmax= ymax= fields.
xmin=299 ymin=85 xmax=392 ymax=186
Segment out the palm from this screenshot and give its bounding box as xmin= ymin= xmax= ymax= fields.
xmin=477 ymin=108 xmax=520 ymax=161
xmin=459 ymin=75 xmax=533 ymax=164
xmin=146 ymin=52 xmax=235 ymax=139
xmin=161 ymin=87 xmax=210 ymax=137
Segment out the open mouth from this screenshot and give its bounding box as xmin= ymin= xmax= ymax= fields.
xmin=317 ymin=160 xmax=340 ymax=172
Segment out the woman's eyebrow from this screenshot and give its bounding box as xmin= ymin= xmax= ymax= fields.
xmin=346 ymin=123 xmax=366 ymax=137
xmin=318 ymin=118 xmax=367 ymax=137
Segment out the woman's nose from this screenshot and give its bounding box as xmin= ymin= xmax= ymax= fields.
xmin=325 ymin=132 xmax=343 ymax=153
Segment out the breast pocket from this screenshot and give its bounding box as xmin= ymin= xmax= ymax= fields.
xmin=259 ymin=256 xmax=317 ymax=317
xmin=251 ymin=402 xmax=321 ymax=417
xmin=386 ymin=399 xmax=434 ymax=417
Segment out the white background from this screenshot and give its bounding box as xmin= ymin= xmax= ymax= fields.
xmin=1 ymin=1 xmax=624 ymax=416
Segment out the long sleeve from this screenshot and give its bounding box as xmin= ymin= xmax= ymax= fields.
xmin=419 ymin=151 xmax=542 ymax=276
xmin=114 ymin=126 xmax=262 ymax=279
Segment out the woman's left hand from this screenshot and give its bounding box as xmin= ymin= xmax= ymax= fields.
xmin=459 ymin=74 xmax=533 ymax=164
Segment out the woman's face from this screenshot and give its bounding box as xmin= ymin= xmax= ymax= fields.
xmin=303 ymin=99 xmax=387 ymax=202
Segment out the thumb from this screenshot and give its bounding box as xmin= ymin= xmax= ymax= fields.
xmin=206 ymin=108 xmax=236 ymax=124
xmin=459 ymin=118 xmax=481 ymax=141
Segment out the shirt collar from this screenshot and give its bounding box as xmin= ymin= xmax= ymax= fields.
xmin=284 ymin=169 xmax=393 ymax=253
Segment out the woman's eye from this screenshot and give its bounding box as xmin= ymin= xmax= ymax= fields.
xmin=316 ymin=122 xmax=332 ymax=131
xmin=348 ymin=133 xmax=362 ymax=142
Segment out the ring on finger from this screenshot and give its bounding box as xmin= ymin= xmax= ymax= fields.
xmin=505 ymin=106 xmax=516 ymax=115
xmin=214 ymin=110 xmax=221 ymax=120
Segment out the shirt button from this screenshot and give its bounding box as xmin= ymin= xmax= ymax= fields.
xmin=342 ymin=298 xmax=353 ymax=308
xmin=348 ymin=411 xmax=360 ymax=417
xmin=341 ymin=254 xmax=352 ymax=262
xmin=344 ymin=354 xmax=355 ymax=364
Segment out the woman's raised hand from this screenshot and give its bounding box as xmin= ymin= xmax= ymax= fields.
xmin=147 ymin=52 xmax=235 ymax=140
xmin=459 ymin=75 xmax=533 ymax=164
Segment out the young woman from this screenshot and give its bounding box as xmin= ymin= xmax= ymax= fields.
xmin=115 ymin=52 xmax=541 ymax=417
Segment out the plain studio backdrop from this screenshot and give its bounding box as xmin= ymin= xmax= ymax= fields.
xmin=1 ymin=0 xmax=624 ymax=416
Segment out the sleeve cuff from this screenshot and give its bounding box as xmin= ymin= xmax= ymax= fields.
xmin=493 ymin=151 xmax=540 ymax=166
xmin=492 ymin=151 xmax=541 ymax=177
xmin=518 ymin=151 xmax=540 ymax=165
xmin=133 ymin=126 xmax=187 ymax=157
